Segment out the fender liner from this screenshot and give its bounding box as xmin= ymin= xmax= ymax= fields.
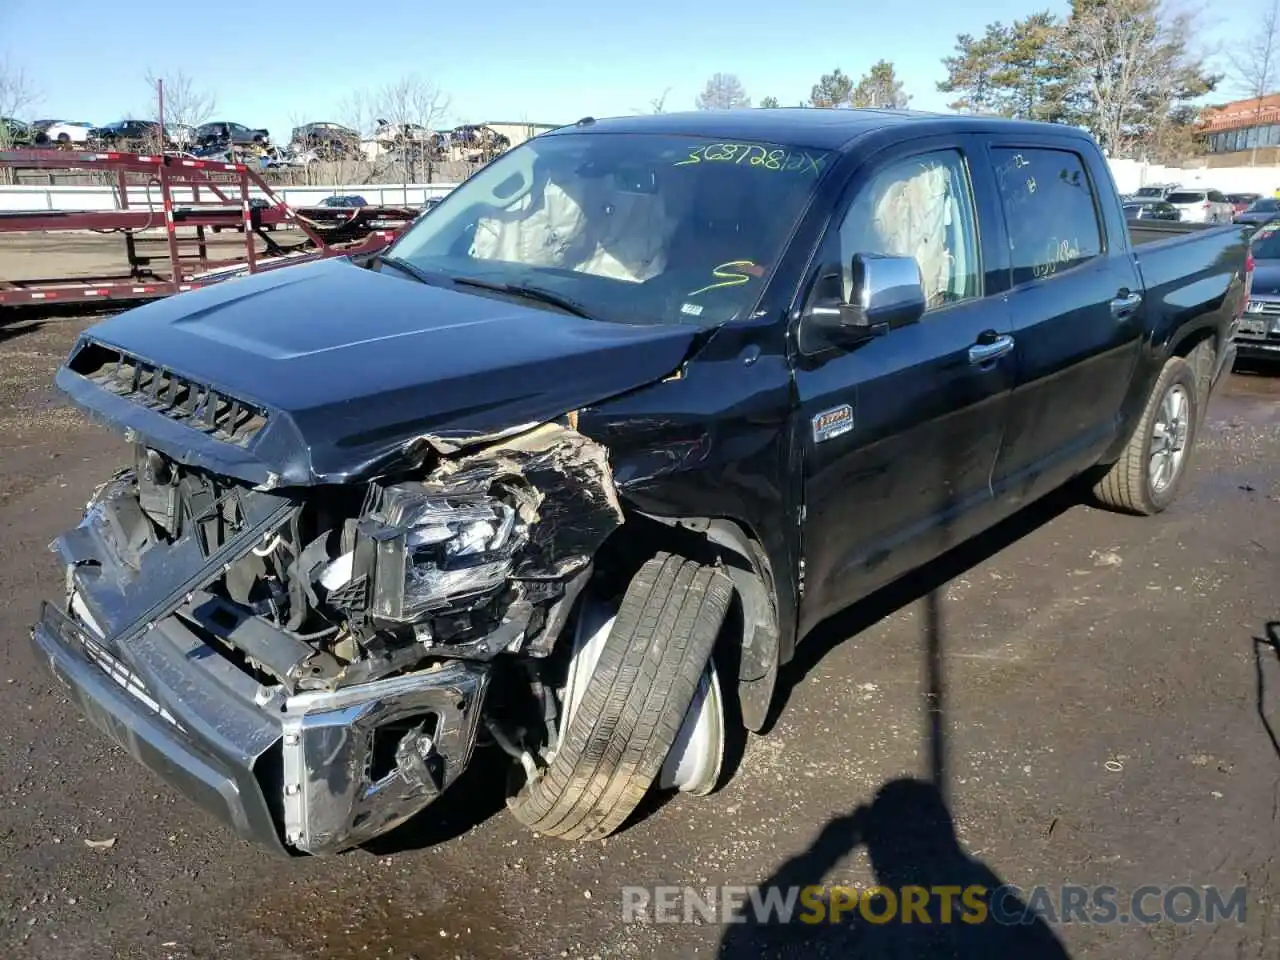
xmin=635 ymin=513 xmax=780 ymax=732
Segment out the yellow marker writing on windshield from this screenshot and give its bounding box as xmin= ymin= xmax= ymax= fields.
xmin=689 ymin=260 xmax=763 ymax=297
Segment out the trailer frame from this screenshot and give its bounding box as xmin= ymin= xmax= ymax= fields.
xmin=0 ymin=149 xmax=416 ymax=307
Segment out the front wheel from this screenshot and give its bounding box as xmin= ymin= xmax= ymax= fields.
xmin=1092 ymin=355 xmax=1200 ymax=515
xmin=506 ymin=553 xmax=732 ymax=841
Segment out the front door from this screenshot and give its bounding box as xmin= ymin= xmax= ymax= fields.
xmin=793 ymin=142 xmax=1016 ymax=636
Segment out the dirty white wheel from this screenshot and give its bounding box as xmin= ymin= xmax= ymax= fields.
xmin=562 ymin=593 xmax=725 ymax=796
xmin=1149 ymin=383 xmax=1190 ymax=495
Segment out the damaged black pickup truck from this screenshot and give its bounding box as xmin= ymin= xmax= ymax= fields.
xmin=33 ymin=110 xmax=1247 ymax=856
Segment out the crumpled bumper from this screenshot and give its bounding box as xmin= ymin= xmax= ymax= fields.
xmin=30 ymin=601 xmax=488 ymax=856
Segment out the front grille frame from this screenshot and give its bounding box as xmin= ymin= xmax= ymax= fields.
xmin=68 ymin=341 xmax=268 ymax=448
xmin=1244 ymin=299 xmax=1280 ymax=316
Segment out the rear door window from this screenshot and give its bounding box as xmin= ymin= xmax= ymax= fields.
xmin=992 ymin=147 xmax=1104 ymax=286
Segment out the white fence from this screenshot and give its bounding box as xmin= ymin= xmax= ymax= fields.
xmin=0 ymin=182 xmax=461 ymax=213
xmin=3 ymin=158 xmax=1280 ymax=213
xmin=1105 ymin=159 xmax=1280 ymax=195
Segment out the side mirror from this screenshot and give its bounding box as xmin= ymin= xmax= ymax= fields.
xmin=803 ymin=253 xmax=927 ymax=344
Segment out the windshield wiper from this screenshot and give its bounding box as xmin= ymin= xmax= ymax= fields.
xmin=451 ymin=276 xmax=595 ymax=319
xmin=377 ymin=254 xmax=442 ymax=286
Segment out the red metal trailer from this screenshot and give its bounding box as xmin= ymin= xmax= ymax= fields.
xmin=0 ymin=149 xmax=418 ymax=307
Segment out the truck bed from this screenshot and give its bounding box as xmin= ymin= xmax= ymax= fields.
xmin=1125 ymin=217 xmax=1250 ymax=359
xmin=1126 ymin=218 xmax=1230 ymax=247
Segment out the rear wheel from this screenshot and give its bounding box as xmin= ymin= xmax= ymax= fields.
xmin=1093 ymin=355 xmax=1200 ymax=515
xmin=506 ymin=553 xmax=732 ymax=841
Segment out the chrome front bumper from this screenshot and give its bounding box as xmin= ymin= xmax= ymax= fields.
xmin=1235 ymin=301 xmax=1280 ymax=358
xmin=31 ymin=601 xmax=488 ymax=856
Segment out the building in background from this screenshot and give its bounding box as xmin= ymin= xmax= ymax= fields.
xmin=1197 ymin=94 xmax=1280 ymax=165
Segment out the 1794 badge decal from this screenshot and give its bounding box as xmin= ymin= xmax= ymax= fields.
xmin=812 ymin=404 xmax=854 ymax=443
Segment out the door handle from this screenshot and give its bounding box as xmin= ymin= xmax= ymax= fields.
xmin=968 ymin=333 xmax=1015 ymax=365
xmin=1111 ymin=290 xmax=1142 ymax=318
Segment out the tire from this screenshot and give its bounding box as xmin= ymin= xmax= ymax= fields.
xmin=506 ymin=552 xmax=733 ymax=841
xmin=1093 ymin=355 xmax=1200 ymax=515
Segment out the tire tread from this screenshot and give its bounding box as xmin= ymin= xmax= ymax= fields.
xmin=507 ymin=552 xmax=732 ymax=841
xmin=1093 ymin=355 xmax=1199 ymax=515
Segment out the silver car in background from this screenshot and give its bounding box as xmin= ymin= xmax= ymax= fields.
xmin=1165 ymin=188 xmax=1234 ymax=224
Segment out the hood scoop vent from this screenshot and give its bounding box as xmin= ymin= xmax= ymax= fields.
xmin=69 ymin=340 xmax=268 ymax=448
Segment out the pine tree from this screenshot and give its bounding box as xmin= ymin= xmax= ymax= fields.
xmin=852 ymin=61 xmax=911 ymax=109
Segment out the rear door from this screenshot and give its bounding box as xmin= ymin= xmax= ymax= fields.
xmin=985 ymin=139 xmax=1144 ymax=507
xmin=793 ymin=137 xmax=1015 ymax=634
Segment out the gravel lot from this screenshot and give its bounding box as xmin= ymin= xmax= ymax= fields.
xmin=0 ymin=293 xmax=1277 ymax=959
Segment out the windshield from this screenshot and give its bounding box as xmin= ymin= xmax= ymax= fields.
xmin=386 ymin=132 xmax=834 ymax=326
xmin=1166 ymin=192 xmax=1206 ymax=204
xmin=1135 ymin=187 xmax=1163 ymax=198
xmin=1247 ymin=198 xmax=1280 ymax=213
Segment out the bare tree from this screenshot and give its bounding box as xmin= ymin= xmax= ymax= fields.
xmin=338 ymin=89 xmax=377 ymax=142
xmin=1231 ymin=0 xmax=1280 ymax=164
xmin=0 ymin=55 xmax=40 ymax=151
xmin=142 ymin=69 xmax=216 ymax=150
xmin=333 ymin=93 xmax=388 ymax=184
xmin=632 ymin=88 xmax=672 ymax=114
xmin=1066 ymin=0 xmax=1218 ymax=158
xmin=372 ymin=75 xmax=451 ymax=183
xmin=695 ymin=73 xmax=751 ymax=109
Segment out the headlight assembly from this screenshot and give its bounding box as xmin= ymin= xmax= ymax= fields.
xmin=344 ymin=483 xmax=527 ymax=623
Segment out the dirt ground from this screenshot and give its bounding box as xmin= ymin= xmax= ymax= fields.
xmin=0 ymin=304 xmax=1277 ymax=960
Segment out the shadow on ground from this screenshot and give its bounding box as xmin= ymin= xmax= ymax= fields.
xmin=721 ymin=409 xmax=1080 ymax=957
xmin=716 ymin=775 xmax=1071 ymax=959
xmin=361 ymin=745 xmax=512 ymax=855
xmin=0 ymin=316 xmax=48 ymax=344
xmin=766 ymin=483 xmax=1080 ymax=731
xmin=1254 ymin=621 xmax=1280 ymax=761
xmin=717 ymin=569 xmax=1073 ymax=957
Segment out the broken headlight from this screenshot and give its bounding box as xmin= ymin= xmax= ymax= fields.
xmin=348 ymin=483 xmax=526 ymax=623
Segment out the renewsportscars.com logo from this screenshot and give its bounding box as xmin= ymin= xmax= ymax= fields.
xmin=621 ymin=884 xmax=1249 ymax=926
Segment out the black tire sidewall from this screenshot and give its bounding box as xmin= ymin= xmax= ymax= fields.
xmin=1138 ymin=359 xmax=1199 ymax=512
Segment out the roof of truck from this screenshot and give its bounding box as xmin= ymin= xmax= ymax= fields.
xmin=547 ymin=108 xmax=1094 ymax=151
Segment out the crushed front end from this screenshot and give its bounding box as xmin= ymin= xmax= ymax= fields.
xmin=32 ymin=419 xmax=623 ymax=856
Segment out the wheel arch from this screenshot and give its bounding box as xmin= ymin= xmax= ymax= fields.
xmin=1168 ymin=326 xmax=1217 ymax=413
xmin=600 ymin=509 xmax=782 ymax=732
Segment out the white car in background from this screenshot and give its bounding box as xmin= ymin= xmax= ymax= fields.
xmin=1164 ymin=188 xmax=1234 ymax=224
xmin=33 ymin=120 xmax=94 ymax=146
xmin=165 ymin=124 xmax=196 ymax=150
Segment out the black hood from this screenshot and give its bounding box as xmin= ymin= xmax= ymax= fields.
xmin=57 ymin=258 xmax=701 ymax=486
xmin=1251 ymin=261 xmax=1280 ymax=297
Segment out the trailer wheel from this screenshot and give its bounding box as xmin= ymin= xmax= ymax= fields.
xmin=506 ymin=553 xmax=732 ymax=841
xmin=1093 ymin=355 xmax=1200 ymax=515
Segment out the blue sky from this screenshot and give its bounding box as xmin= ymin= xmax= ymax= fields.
xmin=0 ymin=0 xmax=1250 ymax=137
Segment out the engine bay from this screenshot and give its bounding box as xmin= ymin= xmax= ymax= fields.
xmin=74 ymin=421 xmax=625 ymax=697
